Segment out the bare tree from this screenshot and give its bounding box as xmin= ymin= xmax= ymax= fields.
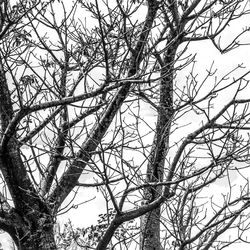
xmin=0 ymin=0 xmax=250 ymax=249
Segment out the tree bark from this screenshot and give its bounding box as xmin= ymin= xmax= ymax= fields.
xmin=140 ymin=207 xmax=163 ymax=250
xmin=140 ymin=39 xmax=180 ymax=249
xmin=17 ymin=225 xmax=56 ymax=250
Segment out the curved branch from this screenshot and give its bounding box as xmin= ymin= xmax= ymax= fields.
xmin=48 ymin=0 xmax=160 ymax=211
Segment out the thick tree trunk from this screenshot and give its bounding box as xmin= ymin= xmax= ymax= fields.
xmin=17 ymin=225 xmax=56 ymax=250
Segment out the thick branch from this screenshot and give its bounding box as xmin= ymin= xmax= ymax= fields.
xmin=49 ymin=0 xmax=160 ymax=211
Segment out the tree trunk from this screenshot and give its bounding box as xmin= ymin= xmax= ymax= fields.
xmin=140 ymin=207 xmax=163 ymax=250
xmin=140 ymin=40 xmax=180 ymax=249
xmin=17 ymin=225 xmax=56 ymax=250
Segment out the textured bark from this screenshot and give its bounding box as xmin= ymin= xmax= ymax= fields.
xmin=0 ymin=54 xmax=57 ymax=249
xmin=140 ymin=36 xmax=181 ymax=249
xmin=0 ymin=59 xmax=13 ymax=132
xmin=0 ymin=207 xmax=57 ymax=250
xmin=17 ymin=226 xmax=56 ymax=250
xmin=140 ymin=207 xmax=163 ymax=250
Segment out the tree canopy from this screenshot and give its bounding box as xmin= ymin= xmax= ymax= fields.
xmin=0 ymin=0 xmax=250 ymax=249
